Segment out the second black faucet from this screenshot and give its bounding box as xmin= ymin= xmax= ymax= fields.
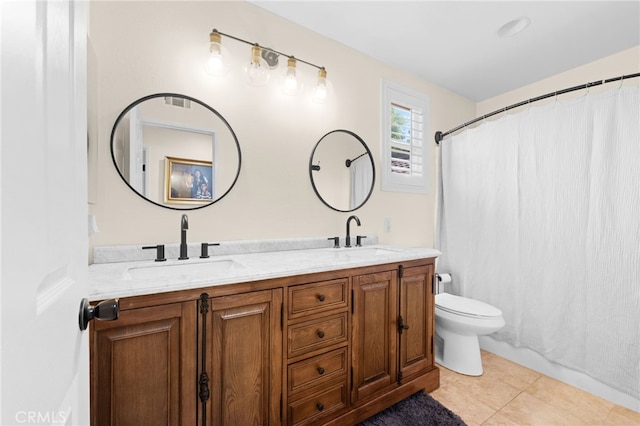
xmin=179 ymin=214 xmax=189 ymax=260
xmin=345 ymin=215 xmax=361 ymax=248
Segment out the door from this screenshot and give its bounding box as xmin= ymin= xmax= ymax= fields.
xmin=0 ymin=0 xmax=89 ymax=423
xmin=204 ymin=289 xmax=283 ymax=425
xmin=128 ymin=106 xmax=145 ymax=194
xmin=398 ymin=265 xmax=435 ymax=381
xmin=351 ymin=270 xmax=397 ymax=404
xmin=91 ymin=302 xmax=197 ymax=425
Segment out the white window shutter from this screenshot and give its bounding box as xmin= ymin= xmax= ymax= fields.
xmin=381 ymin=79 xmax=430 ymax=193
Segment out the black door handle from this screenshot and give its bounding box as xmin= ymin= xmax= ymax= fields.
xmin=397 ymin=315 xmax=410 ymax=334
xmin=78 ymin=298 xmax=119 ymax=331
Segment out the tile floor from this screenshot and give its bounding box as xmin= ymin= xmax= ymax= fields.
xmin=429 ymin=350 xmax=640 ymax=426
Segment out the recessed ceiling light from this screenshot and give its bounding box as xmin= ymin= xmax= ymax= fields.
xmin=497 ymin=16 xmax=531 ymax=37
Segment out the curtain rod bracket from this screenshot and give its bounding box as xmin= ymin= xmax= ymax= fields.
xmin=435 ymin=131 xmax=443 ymax=145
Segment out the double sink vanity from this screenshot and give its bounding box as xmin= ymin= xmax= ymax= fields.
xmin=92 ymin=92 xmax=440 ymax=424
xmin=88 ymin=238 xmax=441 ymax=425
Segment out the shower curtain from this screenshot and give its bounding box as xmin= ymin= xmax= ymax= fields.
xmin=436 ymin=86 xmax=640 ymax=399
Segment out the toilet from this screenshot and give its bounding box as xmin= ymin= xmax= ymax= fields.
xmin=435 ymin=292 xmax=505 ymax=376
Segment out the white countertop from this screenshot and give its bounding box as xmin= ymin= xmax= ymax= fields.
xmin=89 ymin=243 xmax=440 ymax=300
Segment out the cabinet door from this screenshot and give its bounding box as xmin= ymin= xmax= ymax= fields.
xmin=351 ymin=270 xmax=397 ymax=404
xmin=398 ymin=265 xmax=435 ymax=382
xmin=205 ymin=289 xmax=283 ymax=426
xmin=91 ymin=302 xmax=196 ymax=426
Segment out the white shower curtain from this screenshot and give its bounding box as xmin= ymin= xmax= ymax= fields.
xmin=436 ymin=86 xmax=640 ymax=399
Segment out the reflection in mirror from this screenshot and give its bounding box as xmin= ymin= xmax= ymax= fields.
xmin=309 ymin=130 xmax=375 ymax=212
xmin=111 ymin=94 xmax=241 ymax=210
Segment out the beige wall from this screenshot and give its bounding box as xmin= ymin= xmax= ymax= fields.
xmin=87 ymin=1 xmax=475 ymax=253
xmin=477 ymin=46 xmax=640 ymax=116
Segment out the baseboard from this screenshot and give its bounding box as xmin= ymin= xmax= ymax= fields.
xmin=479 ymin=336 xmax=640 ymax=413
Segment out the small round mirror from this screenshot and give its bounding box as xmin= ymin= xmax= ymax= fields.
xmin=309 ymin=129 xmax=375 ymax=212
xmin=110 ymin=93 xmax=241 ymax=210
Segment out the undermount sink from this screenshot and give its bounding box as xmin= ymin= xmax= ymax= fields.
xmin=125 ymin=258 xmax=239 ymax=280
xmin=347 ymin=247 xmax=400 ymax=256
xmin=331 ymin=247 xmax=403 ymax=258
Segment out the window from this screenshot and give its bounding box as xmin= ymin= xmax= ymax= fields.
xmin=381 ymin=79 xmax=430 ymax=193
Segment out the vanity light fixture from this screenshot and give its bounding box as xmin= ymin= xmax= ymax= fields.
xmin=206 ymin=29 xmax=330 ymax=99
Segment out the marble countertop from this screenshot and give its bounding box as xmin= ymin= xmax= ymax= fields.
xmin=89 ymin=239 xmax=440 ymax=300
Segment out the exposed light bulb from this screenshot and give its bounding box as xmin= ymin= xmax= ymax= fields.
xmin=313 ymin=67 xmax=331 ymax=103
xmin=205 ymin=30 xmax=226 ymax=76
xmin=244 ymin=44 xmax=270 ymax=87
xmin=282 ymin=56 xmax=302 ymax=95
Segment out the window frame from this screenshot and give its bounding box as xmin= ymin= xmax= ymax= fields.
xmin=380 ymin=79 xmax=430 ymax=194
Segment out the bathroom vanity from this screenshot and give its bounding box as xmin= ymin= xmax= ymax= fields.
xmin=88 ymin=242 xmax=440 ymax=425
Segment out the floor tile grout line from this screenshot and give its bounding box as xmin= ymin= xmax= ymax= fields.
xmin=523 ymin=376 xmax=619 ymax=425
xmin=439 ymin=355 xmax=640 ymax=426
xmin=479 ymin=363 xmax=554 ymax=426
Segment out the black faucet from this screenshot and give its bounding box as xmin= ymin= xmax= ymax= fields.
xmin=345 ymin=215 xmax=361 ymax=248
xmin=179 ymin=214 xmax=189 ymax=260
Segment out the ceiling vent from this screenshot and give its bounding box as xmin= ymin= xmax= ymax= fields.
xmin=164 ymin=96 xmax=191 ymax=108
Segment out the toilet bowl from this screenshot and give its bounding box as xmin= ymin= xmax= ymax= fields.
xmin=435 ymin=292 xmax=505 ymax=376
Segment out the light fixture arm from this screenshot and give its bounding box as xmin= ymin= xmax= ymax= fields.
xmin=211 ymin=28 xmax=324 ymax=71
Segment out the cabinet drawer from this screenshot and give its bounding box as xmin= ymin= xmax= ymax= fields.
xmin=288 ymin=382 xmax=347 ymax=426
xmin=288 ymin=313 xmax=348 ymax=358
xmin=288 ymin=279 xmax=348 ymax=319
xmin=288 ymin=347 xmax=348 ymax=395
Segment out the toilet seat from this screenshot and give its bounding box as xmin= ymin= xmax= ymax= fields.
xmin=436 ymin=293 xmax=502 ymax=319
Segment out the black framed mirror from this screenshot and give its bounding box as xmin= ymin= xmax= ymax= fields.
xmin=309 ymin=129 xmax=375 ymax=212
xmin=110 ymin=93 xmax=241 ymax=210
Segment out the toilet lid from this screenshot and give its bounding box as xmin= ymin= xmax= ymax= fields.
xmin=436 ymin=293 xmax=502 ymax=318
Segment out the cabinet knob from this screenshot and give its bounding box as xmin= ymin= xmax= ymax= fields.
xmin=316 ymin=330 xmax=325 ymax=339
xmin=317 ymin=294 xmax=325 ymax=302
xmin=316 ymin=403 xmax=324 ymax=411
xmin=317 ymin=367 xmax=325 ymax=375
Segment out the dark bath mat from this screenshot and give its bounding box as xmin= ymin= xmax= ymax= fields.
xmin=358 ymin=391 xmax=467 ymax=426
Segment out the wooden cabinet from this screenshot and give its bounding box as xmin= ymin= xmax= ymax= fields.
xmin=90 ymin=302 xmax=197 ymax=426
xmin=201 ymin=289 xmax=283 ymax=426
xmin=348 ymin=264 xmax=436 ymax=415
xmin=90 ymin=257 xmax=438 ymax=426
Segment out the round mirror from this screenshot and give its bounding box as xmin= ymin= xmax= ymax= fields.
xmin=110 ymin=93 xmax=241 ymax=210
xmin=309 ymin=129 xmax=375 ymax=212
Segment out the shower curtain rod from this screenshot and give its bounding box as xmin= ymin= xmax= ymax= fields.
xmin=434 ymin=72 xmax=640 ymax=144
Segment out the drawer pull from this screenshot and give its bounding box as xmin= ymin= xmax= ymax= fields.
xmin=316 ymin=403 xmax=324 ymax=412
xmin=317 ymin=367 xmax=325 ymax=375
xmin=317 ymin=294 xmax=325 ymax=302
xmin=317 ymin=330 xmax=325 ymax=338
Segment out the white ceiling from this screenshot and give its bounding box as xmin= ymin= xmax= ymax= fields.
xmin=250 ymin=1 xmax=640 ymax=101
